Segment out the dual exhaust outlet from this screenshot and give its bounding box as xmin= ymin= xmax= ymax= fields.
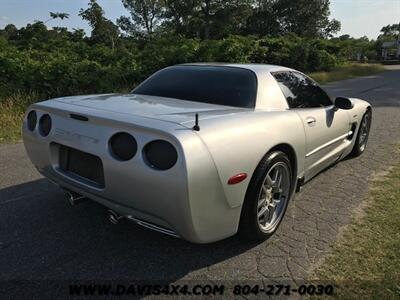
xmin=66 ymin=191 xmax=87 ymax=206
xmin=65 ymin=190 xmax=178 ymax=237
xmin=65 ymin=190 xmax=123 ymax=225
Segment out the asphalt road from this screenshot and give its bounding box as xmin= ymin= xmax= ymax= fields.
xmin=1 ymin=68 xmax=400 ymax=296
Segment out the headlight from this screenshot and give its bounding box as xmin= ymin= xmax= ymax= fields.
xmin=143 ymin=140 xmax=178 ymax=170
xmin=109 ymin=132 xmax=137 ymax=161
xmin=39 ymin=114 xmax=52 ymax=136
xmin=27 ymin=110 xmax=37 ymax=131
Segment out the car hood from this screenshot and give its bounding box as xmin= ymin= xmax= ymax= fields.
xmin=54 ymin=93 xmax=251 ymax=126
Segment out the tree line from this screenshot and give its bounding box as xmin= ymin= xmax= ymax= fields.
xmin=0 ymin=0 xmax=398 ymax=98
xmin=117 ymin=0 xmax=340 ymax=39
xmin=76 ymin=0 xmax=341 ymax=45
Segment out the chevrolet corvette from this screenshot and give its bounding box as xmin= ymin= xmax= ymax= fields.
xmin=22 ymin=64 xmax=372 ymax=243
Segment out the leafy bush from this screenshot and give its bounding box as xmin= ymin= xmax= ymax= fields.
xmin=0 ymin=27 xmax=375 ymax=99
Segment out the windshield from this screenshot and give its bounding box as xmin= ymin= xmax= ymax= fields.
xmin=133 ymin=65 xmax=257 ymax=108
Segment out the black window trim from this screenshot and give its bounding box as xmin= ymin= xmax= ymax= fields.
xmin=271 ymin=70 xmax=333 ymax=109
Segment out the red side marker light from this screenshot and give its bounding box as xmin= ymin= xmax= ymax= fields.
xmin=228 ymin=173 xmax=248 ymax=185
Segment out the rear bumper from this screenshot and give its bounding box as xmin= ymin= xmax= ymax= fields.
xmin=22 ymin=103 xmax=241 ymax=243
xmin=42 ymin=169 xmax=181 ymax=238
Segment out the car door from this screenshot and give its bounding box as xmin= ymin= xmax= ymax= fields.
xmin=272 ymin=71 xmax=351 ymax=180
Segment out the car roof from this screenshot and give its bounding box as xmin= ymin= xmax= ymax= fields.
xmin=179 ymin=63 xmax=294 ymax=74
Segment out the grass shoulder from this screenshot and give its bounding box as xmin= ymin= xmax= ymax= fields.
xmin=309 ymin=63 xmax=385 ymax=84
xmin=0 ymin=93 xmax=38 ymax=143
xmin=313 ymin=149 xmax=400 ymax=298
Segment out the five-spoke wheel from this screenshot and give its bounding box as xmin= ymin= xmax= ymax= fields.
xmin=239 ymin=151 xmax=294 ymax=241
xmin=257 ymin=162 xmax=291 ymax=233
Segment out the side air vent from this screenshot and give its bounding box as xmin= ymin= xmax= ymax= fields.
xmin=348 ymin=122 xmax=357 ymax=140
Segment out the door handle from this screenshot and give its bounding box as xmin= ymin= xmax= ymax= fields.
xmin=306 ymin=117 xmax=316 ymax=126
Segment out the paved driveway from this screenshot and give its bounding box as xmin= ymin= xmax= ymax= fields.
xmin=1 ymin=69 xmax=399 ymax=292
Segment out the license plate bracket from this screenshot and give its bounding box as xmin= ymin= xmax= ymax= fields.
xmin=59 ymin=144 xmax=105 ymax=188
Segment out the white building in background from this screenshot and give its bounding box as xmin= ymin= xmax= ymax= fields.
xmin=381 ymin=35 xmax=400 ymax=60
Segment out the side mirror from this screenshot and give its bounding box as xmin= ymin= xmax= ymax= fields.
xmin=335 ymin=97 xmax=354 ymax=110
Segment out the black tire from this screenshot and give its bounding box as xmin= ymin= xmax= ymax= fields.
xmin=350 ymin=109 xmax=372 ymax=157
xmin=238 ymin=151 xmax=294 ymax=241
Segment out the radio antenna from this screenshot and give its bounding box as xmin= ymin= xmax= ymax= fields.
xmin=192 ymin=113 xmax=200 ymax=131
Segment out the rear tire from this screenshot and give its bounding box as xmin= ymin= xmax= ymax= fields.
xmin=238 ymin=151 xmax=294 ymax=241
xmin=350 ymin=110 xmax=371 ymax=157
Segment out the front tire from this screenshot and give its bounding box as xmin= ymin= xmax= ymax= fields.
xmin=350 ymin=109 xmax=372 ymax=157
xmin=239 ymin=151 xmax=294 ymax=241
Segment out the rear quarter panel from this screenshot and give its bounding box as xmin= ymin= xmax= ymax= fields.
xmin=195 ymin=110 xmax=306 ymax=208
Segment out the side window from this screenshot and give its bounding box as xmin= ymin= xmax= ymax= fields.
xmin=272 ymin=71 xmax=332 ymax=108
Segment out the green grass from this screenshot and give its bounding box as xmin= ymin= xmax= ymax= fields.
xmin=313 ymin=150 xmax=400 ymax=299
xmin=0 ymin=93 xmax=39 ymax=143
xmin=309 ymin=63 xmax=385 ymax=84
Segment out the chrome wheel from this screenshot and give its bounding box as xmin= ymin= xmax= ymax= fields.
xmin=257 ymin=162 xmax=290 ymax=233
xmin=358 ymin=113 xmax=370 ymax=152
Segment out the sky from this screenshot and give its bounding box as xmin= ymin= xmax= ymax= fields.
xmin=0 ymin=0 xmax=399 ymax=39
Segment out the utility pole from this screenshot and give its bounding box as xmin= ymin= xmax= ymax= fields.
xmin=397 ymin=22 xmax=400 ymax=59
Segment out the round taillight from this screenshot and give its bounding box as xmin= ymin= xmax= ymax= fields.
xmin=39 ymin=114 xmax=52 ymax=136
xmin=109 ymin=132 xmax=137 ymax=161
xmin=27 ymin=110 xmax=37 ymax=131
xmin=143 ymin=140 xmax=178 ymax=170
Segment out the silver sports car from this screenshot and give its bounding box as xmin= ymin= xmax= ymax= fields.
xmin=23 ymin=64 xmax=371 ymax=243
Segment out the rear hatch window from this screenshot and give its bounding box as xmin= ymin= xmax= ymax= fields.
xmin=133 ymin=65 xmax=257 ymax=108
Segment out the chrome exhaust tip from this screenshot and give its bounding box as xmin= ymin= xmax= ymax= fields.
xmin=108 ymin=210 xmax=123 ymax=225
xmin=66 ymin=191 xmax=87 ymax=206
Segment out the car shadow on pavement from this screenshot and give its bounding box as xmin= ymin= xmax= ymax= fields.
xmin=0 ymin=178 xmax=260 ymax=284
